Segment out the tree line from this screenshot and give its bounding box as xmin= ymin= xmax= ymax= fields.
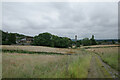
xmin=75 ymin=35 xmax=97 ymax=47
xmin=30 ymin=33 xmax=97 ymax=48
xmin=1 ymin=30 xmax=16 ymax=45
xmin=1 ymin=30 xmax=117 ymax=48
xmin=33 ymin=33 xmax=72 ymax=48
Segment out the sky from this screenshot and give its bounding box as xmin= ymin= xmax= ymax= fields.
xmin=2 ymin=2 xmax=118 ymax=39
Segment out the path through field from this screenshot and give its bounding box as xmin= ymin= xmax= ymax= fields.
xmin=87 ymin=53 xmax=118 ymax=78
xmin=2 ymin=45 xmax=119 ymax=78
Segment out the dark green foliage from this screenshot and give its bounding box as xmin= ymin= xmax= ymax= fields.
xmin=33 ymin=32 xmax=72 ymax=48
xmin=53 ymin=37 xmax=72 ymax=48
xmin=1 ymin=30 xmax=16 ymax=45
xmin=81 ymin=35 xmax=97 ymax=46
xmin=8 ymin=33 xmax=16 ymax=44
xmin=97 ymin=41 xmax=102 ymax=45
xmin=90 ymin=35 xmax=97 ymax=45
xmin=1 ymin=30 xmax=31 ymax=45
xmin=15 ymin=33 xmax=25 ymax=38
xmin=33 ymin=33 xmax=53 ymax=46
xmin=103 ymin=40 xmax=107 ymax=43
xmin=0 ymin=30 xmax=2 ymax=44
xmin=112 ymin=40 xmax=115 ymax=44
xmin=118 ymin=39 xmax=120 ymax=43
xmin=15 ymin=33 xmax=26 ymax=42
xmin=76 ymin=40 xmax=81 ymax=47
xmin=82 ymin=38 xmax=90 ymax=46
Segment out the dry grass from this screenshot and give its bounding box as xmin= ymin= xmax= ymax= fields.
xmin=87 ymin=47 xmax=119 ymax=71
xmin=2 ymin=53 xmax=65 ymax=78
xmin=2 ymin=52 xmax=91 ymax=78
xmin=87 ymin=47 xmax=118 ymax=53
xmin=3 ymin=53 xmax=64 ymax=65
xmin=81 ymin=44 xmax=119 ymax=49
xmin=2 ymin=45 xmax=75 ymax=54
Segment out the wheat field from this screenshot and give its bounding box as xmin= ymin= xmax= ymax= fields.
xmin=2 ymin=45 xmax=75 ymax=54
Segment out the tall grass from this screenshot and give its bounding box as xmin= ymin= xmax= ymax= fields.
xmin=2 ymin=51 xmax=91 ymax=78
xmin=89 ymin=47 xmax=119 ymax=71
xmin=67 ymin=54 xmax=91 ymax=78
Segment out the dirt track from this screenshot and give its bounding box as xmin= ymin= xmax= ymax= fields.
xmin=88 ymin=55 xmax=105 ymax=78
xmin=87 ymin=54 xmax=119 ymax=78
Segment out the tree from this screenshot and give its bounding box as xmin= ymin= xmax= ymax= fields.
xmin=33 ymin=32 xmax=52 ymax=46
xmin=0 ymin=30 xmax=1 ymax=45
xmin=90 ymin=35 xmax=97 ymax=45
xmin=118 ymin=39 xmax=120 ymax=43
xmin=33 ymin=32 xmax=72 ymax=48
xmin=103 ymin=40 xmax=107 ymax=43
xmin=76 ymin=40 xmax=81 ymax=47
xmin=82 ymin=38 xmax=90 ymax=46
xmin=97 ymin=41 xmax=102 ymax=45
xmin=8 ymin=33 xmax=16 ymax=44
xmin=112 ymin=40 xmax=115 ymax=44
xmin=1 ymin=31 xmax=16 ymax=45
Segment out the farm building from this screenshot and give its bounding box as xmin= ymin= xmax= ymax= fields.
xmin=16 ymin=36 xmax=33 ymax=45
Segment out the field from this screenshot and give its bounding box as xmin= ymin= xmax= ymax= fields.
xmin=87 ymin=47 xmax=119 ymax=71
xmin=2 ymin=45 xmax=119 ymax=78
xmin=2 ymin=45 xmax=75 ymax=54
xmin=81 ymin=44 xmax=119 ymax=49
xmin=2 ymin=51 xmax=91 ymax=78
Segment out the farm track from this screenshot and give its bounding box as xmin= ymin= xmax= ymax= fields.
xmin=87 ymin=53 xmax=119 ymax=78
xmin=2 ymin=45 xmax=119 ymax=78
xmin=87 ymin=55 xmax=105 ymax=78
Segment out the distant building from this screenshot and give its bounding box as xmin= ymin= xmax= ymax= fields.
xmin=16 ymin=36 xmax=33 ymax=45
xmin=72 ymin=35 xmax=77 ymax=48
xmin=75 ymin=35 xmax=77 ymax=42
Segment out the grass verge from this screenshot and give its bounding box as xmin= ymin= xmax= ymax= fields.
xmin=87 ymin=47 xmax=119 ymax=71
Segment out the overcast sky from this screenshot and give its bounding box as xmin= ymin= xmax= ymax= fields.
xmin=2 ymin=2 xmax=118 ymax=39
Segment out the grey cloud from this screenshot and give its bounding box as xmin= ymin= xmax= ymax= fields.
xmin=2 ymin=2 xmax=118 ymax=39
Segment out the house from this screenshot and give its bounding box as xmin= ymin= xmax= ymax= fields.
xmin=16 ymin=36 xmax=33 ymax=45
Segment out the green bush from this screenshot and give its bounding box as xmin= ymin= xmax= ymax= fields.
xmin=82 ymin=38 xmax=90 ymax=46
xmin=33 ymin=32 xmax=72 ymax=48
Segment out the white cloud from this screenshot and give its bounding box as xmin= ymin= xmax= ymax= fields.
xmin=2 ymin=2 xmax=118 ymax=39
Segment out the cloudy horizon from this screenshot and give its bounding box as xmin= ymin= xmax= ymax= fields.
xmin=2 ymin=2 xmax=118 ymax=39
